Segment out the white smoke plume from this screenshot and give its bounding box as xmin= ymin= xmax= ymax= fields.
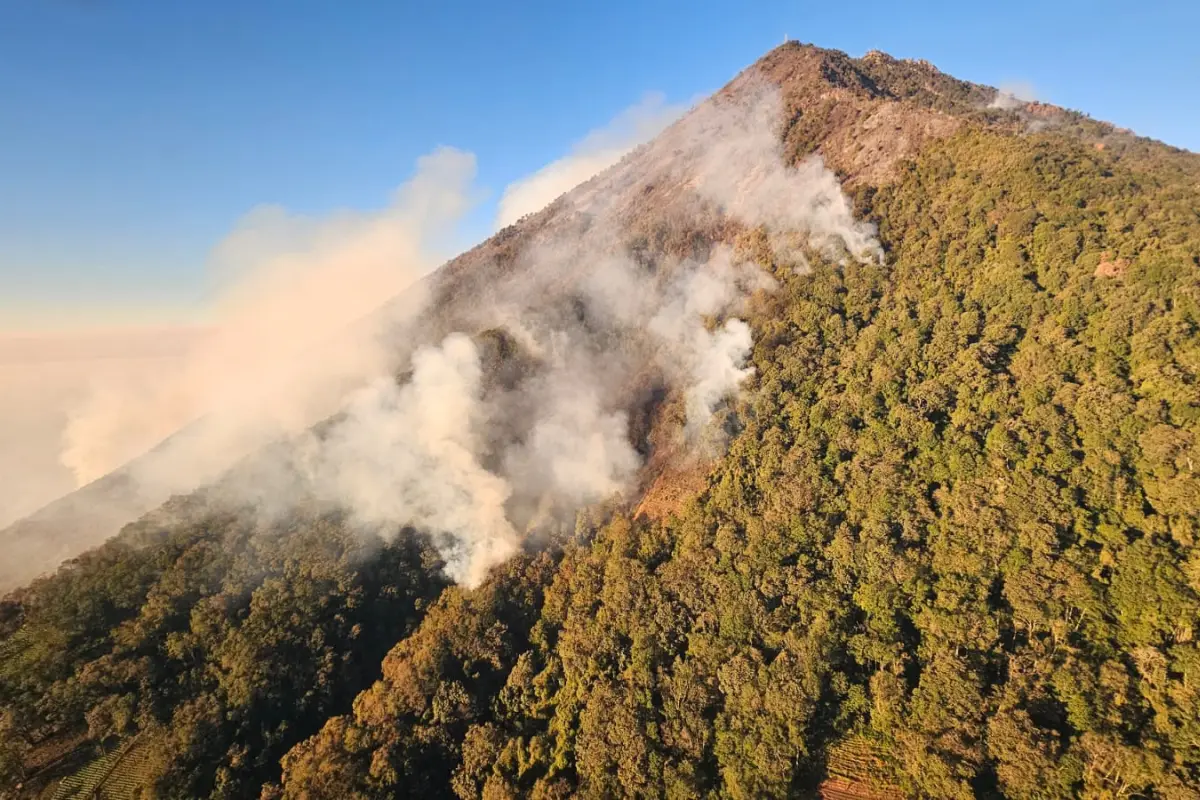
xmin=0 ymin=147 xmax=482 ymax=591
xmin=61 ymin=147 xmax=478 ymax=493
xmin=12 ymin=82 xmax=881 ymax=591
xmin=512 ymin=383 xmax=639 ymax=505
xmin=494 ymin=92 xmax=686 ymax=230
xmin=284 ymin=84 xmax=882 ymax=584
xmin=281 ymin=241 xmax=755 ymax=584
xmin=988 ymin=81 xmax=1038 ymax=110
xmin=689 ymin=86 xmax=884 ymax=264
xmin=308 ymin=334 xmax=519 ymax=586
xmin=579 ymin=245 xmax=766 ymax=436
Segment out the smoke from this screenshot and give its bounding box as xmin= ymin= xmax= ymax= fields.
xmin=690 ymin=86 xmax=884 ymax=264
xmin=509 ymin=382 xmax=640 ymax=505
xmin=581 ymin=246 xmax=767 ymax=436
xmin=0 ymin=147 xmax=481 ymax=589
xmin=494 ymin=92 xmax=686 ymax=230
xmin=281 ymin=240 xmax=757 ymax=584
xmin=22 ymin=82 xmax=880 ymax=590
xmin=988 ymin=81 xmax=1038 ymax=110
xmin=61 ymin=147 xmax=478 ymax=494
xmin=309 ymin=334 xmax=519 ymax=587
xmin=0 ymin=329 xmax=199 ymax=528
xmin=255 ymin=83 xmax=880 ymax=584
xmin=984 ymin=82 xmax=1060 ymax=134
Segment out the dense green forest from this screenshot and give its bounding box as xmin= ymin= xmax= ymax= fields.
xmin=0 ymin=496 xmax=448 ymax=798
xmin=3 ymin=48 xmax=1200 ymax=799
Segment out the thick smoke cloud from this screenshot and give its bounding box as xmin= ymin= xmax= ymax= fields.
xmin=19 ymin=83 xmax=880 ymax=590
xmin=689 ymin=86 xmax=883 ymax=264
xmin=310 ymin=334 xmax=520 ymax=586
xmin=284 ymin=242 xmax=759 ymax=584
xmin=0 ymin=148 xmax=480 ymax=590
xmin=61 ymin=147 xmax=477 ymax=493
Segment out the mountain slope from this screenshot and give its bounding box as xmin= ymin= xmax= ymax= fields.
xmin=6 ymin=40 xmax=1192 ymax=592
xmin=3 ymin=42 xmax=1200 ymax=799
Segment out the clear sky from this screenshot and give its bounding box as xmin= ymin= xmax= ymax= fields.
xmin=2 ymin=0 xmax=1197 ymax=331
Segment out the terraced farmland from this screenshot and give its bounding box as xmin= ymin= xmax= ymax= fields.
xmin=48 ymin=737 xmax=153 ymax=800
xmin=820 ymin=737 xmax=905 ymax=800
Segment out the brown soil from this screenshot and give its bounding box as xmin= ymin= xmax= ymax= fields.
xmin=1095 ymin=251 xmax=1131 ymax=278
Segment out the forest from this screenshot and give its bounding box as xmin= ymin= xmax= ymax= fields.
xmin=3 ymin=45 xmax=1200 ymax=800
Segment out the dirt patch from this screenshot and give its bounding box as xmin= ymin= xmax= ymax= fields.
xmin=634 ymin=458 xmax=711 ymax=521
xmin=1095 ymin=251 xmax=1131 ymax=278
xmin=815 ymin=97 xmax=963 ymax=187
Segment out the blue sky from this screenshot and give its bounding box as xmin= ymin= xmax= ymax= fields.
xmin=2 ymin=0 xmax=1197 ymax=331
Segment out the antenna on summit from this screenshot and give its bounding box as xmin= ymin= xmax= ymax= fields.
xmin=783 ymin=33 xmax=790 ymax=43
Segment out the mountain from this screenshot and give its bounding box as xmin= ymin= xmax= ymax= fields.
xmin=4 ymin=41 xmax=1192 ymax=594
xmin=2 ymin=42 xmax=1199 ymax=799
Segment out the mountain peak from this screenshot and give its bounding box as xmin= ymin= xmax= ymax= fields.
xmin=728 ymin=41 xmax=1198 ymax=185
